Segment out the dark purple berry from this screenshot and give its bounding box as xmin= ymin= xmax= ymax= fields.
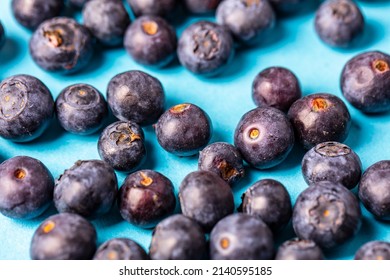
xmin=118 ymin=170 xmax=176 ymax=228
xmin=287 ymin=93 xmax=351 ymax=150
xmin=184 ymin=0 xmax=222 ymax=14
xmin=275 ymin=238 xmax=325 ymax=260
xmin=155 ymin=103 xmax=212 ymax=156
xmin=341 ymin=51 xmax=390 ymax=113
xmin=93 ymin=238 xmax=149 ymax=260
xmin=354 ymin=241 xmax=390 ymax=260
xmin=127 ymin=0 xmax=177 ymax=18
xmin=234 ymin=106 xmax=295 ymax=169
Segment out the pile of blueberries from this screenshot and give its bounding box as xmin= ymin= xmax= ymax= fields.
xmin=0 ymin=0 xmax=390 ymax=260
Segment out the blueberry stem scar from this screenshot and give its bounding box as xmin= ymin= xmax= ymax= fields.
xmin=140 ymin=172 xmax=153 ymax=186
xmin=142 ymin=21 xmax=158 ymax=35
xmin=373 ymin=60 xmax=389 ymax=73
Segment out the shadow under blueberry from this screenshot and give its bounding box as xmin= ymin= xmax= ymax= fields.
xmin=274 ymin=143 xmax=306 ymax=172
xmin=22 ymin=117 xmax=65 ymax=145
xmin=138 ymin=140 xmax=157 ymax=171
xmin=0 ymin=38 xmax=21 ymax=65
xmin=92 ymin=203 xmax=124 ymax=228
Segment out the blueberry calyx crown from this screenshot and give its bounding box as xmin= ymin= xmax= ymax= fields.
xmin=43 ymin=30 xmax=63 ymax=47
xmin=193 ymin=29 xmax=221 ymax=60
xmin=315 ymin=142 xmax=351 ymax=157
xmin=372 ymin=59 xmax=389 ymax=73
xmin=109 ymin=123 xmax=142 ymax=146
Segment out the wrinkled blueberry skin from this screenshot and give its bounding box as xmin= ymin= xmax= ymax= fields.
xmin=98 ymin=121 xmax=146 ymax=172
xmin=354 ymin=241 xmax=390 ymax=260
xmin=275 ymin=238 xmax=325 ymax=260
xmin=234 ymin=106 xmax=294 ymax=169
xmin=177 ymin=21 xmax=234 ymax=76
xmin=184 ymin=0 xmax=221 ymax=14
xmin=12 ymin=0 xmax=64 ymax=30
xmin=0 ymin=22 xmax=5 ymax=49
xmin=216 ymin=0 xmax=276 ymax=44
xmin=107 ymin=71 xmax=165 ymax=125
xmin=302 ymin=142 xmax=362 ymax=189
xmin=93 ymin=238 xmax=149 ymax=260
xmin=30 ymin=213 xmax=97 ymax=260
xmin=155 ymin=104 xmax=212 ymax=156
xmin=118 ymin=170 xmax=176 ymax=228
xmin=315 ymin=0 xmax=364 ymax=47
xmin=179 ymin=171 xmax=234 ymax=231
xmin=149 ymin=214 xmax=207 ymax=260
xmin=210 ymin=213 xmax=274 ymax=260
xmin=29 ymin=17 xmax=94 ymax=74
xmin=293 ymin=181 xmax=361 ymax=249
xmin=198 ymin=142 xmax=245 ymax=185
xmin=124 ymin=16 xmax=177 ymax=67
xmin=288 ymin=93 xmax=351 ymax=150
xmin=56 ymin=84 xmax=108 ymax=135
xmin=83 ymin=0 xmax=130 ymax=46
xmin=0 ymin=75 xmax=54 ymax=142
xmin=127 ymin=0 xmax=177 ymax=18
xmin=252 ymin=67 xmax=302 ymax=112
xmin=54 ymin=160 xmax=118 ymax=219
xmin=341 ymin=51 xmax=390 ymax=113
xmin=69 ymin=0 xmax=90 ymax=8
xmin=0 ymin=156 xmax=54 ymax=219
xmin=240 ymin=179 xmax=292 ymax=233
xmin=358 ymin=160 xmax=390 ymax=220
xmin=269 ymin=0 xmax=308 ymax=14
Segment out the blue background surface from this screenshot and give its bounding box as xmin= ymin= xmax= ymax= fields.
xmin=1 ymin=0 xmax=390 ymax=260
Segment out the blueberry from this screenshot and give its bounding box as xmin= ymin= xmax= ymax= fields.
xmin=184 ymin=0 xmax=222 ymax=14
xmin=341 ymin=51 xmax=390 ymax=113
xmin=177 ymin=21 xmax=234 ymax=76
xmin=354 ymin=241 xmax=390 ymax=260
xmin=0 ymin=74 xmax=54 ymax=142
xmin=69 ymin=0 xmax=90 ymax=8
xmin=315 ymin=0 xmax=364 ymax=47
xmin=275 ymin=238 xmax=325 ymax=260
xmin=0 ymin=21 xmax=5 ymax=49
xmin=155 ymin=103 xmax=212 ymax=156
xmin=252 ymin=66 xmax=302 ymax=112
xmin=82 ymin=0 xmax=130 ymax=46
xmin=98 ymin=121 xmax=146 ymax=172
xmin=302 ymin=142 xmax=362 ymax=189
xmin=149 ymin=214 xmax=207 ymax=260
xmin=293 ymin=181 xmax=361 ymax=249
xmin=118 ymin=170 xmax=176 ymax=228
xmin=124 ymin=15 xmax=177 ymax=67
xmin=127 ymin=0 xmax=177 ymax=18
xmin=216 ymin=0 xmax=276 ymax=44
xmin=93 ymin=238 xmax=149 ymax=260
xmin=210 ymin=213 xmax=274 ymax=260
xmin=0 ymin=156 xmax=54 ymax=219
xmin=198 ymin=142 xmax=245 ymax=185
xmin=107 ymin=70 xmax=165 ymax=125
xmin=239 ymin=179 xmax=292 ymax=233
xmin=29 ymin=17 xmax=94 ymax=74
xmin=358 ymin=160 xmax=390 ymax=220
xmin=54 ymin=160 xmax=118 ymax=219
xmin=269 ymin=0 xmax=309 ymax=14
xmin=287 ymin=93 xmax=351 ymax=149
xmin=56 ymin=84 xmax=108 ymax=135
xmin=234 ymin=106 xmax=295 ymax=169
xmin=11 ymin=0 xmax=64 ymax=30
xmin=30 ymin=213 xmax=97 ymax=260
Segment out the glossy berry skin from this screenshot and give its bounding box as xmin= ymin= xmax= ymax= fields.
xmin=30 ymin=213 xmax=97 ymax=260
xmin=83 ymin=0 xmax=130 ymax=46
xmin=252 ymin=67 xmax=302 ymax=112
xmin=11 ymin=0 xmax=64 ymax=30
xmin=315 ymin=0 xmax=364 ymax=47
xmin=184 ymin=0 xmax=221 ymax=14
xmin=358 ymin=160 xmax=390 ymax=220
xmin=0 ymin=156 xmax=54 ymax=219
xmin=341 ymin=51 xmax=390 ymax=113
xmin=149 ymin=214 xmax=207 ymax=260
xmin=234 ymin=106 xmax=294 ymax=169
xmin=29 ymin=17 xmax=94 ymax=74
xmin=288 ymin=93 xmax=351 ymax=150
xmin=56 ymin=84 xmax=108 ymax=135
xmin=69 ymin=0 xmax=90 ymax=8
xmin=293 ymin=181 xmax=361 ymax=249
xmin=127 ymin=0 xmax=177 ymax=18
xmin=269 ymin=0 xmax=308 ymax=14
xmin=155 ymin=104 xmax=212 ymax=156
xmin=302 ymin=142 xmax=362 ymax=189
xmin=0 ymin=75 xmax=54 ymax=142
xmin=93 ymin=238 xmax=149 ymax=260
xmin=0 ymin=21 xmax=5 ymax=49
xmin=240 ymin=179 xmax=292 ymax=233
xmin=210 ymin=213 xmax=274 ymax=260
xmin=198 ymin=142 xmax=245 ymax=185
xmin=98 ymin=121 xmax=146 ymax=172
xmin=54 ymin=160 xmax=118 ymax=219
xmin=216 ymin=0 xmax=276 ymax=44
xmin=118 ymin=170 xmax=176 ymax=228
xmin=354 ymin=241 xmax=390 ymax=260
xmin=107 ymin=71 xmax=165 ymax=125
xmin=177 ymin=21 xmax=234 ymax=76
xmin=275 ymin=238 xmax=325 ymax=260
xmin=179 ymin=171 xmax=234 ymax=231
xmin=124 ymin=16 xmax=177 ymax=67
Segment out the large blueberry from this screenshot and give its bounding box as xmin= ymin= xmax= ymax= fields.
xmin=354 ymin=241 xmax=390 ymax=260
xmin=127 ymin=0 xmax=178 ymax=18
xmin=93 ymin=238 xmax=149 ymax=260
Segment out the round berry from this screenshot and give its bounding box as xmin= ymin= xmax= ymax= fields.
xmin=93 ymin=238 xmax=149 ymax=260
